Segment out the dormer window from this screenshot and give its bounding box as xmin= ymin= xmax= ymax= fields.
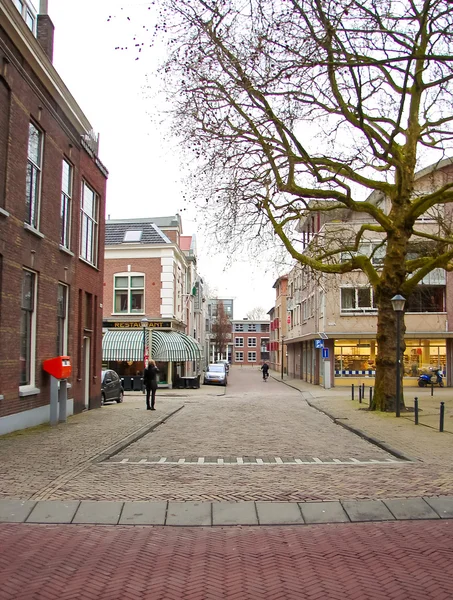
xmin=123 ymin=230 xmax=143 ymax=243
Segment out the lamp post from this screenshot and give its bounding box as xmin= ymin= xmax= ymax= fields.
xmin=140 ymin=317 xmax=149 ymax=367
xmin=391 ymin=295 xmax=406 ymax=417
xmin=281 ymin=336 xmax=285 ymax=380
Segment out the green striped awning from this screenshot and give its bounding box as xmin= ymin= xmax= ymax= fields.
xmin=150 ymin=330 xmax=202 ymax=362
xmin=102 ymin=330 xmax=144 ymax=361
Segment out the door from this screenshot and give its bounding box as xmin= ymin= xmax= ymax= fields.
xmin=83 ymin=336 xmax=90 ymax=409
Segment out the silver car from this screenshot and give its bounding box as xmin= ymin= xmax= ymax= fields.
xmin=204 ymin=363 xmax=228 ymax=386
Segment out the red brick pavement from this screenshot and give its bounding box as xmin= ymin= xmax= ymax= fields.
xmin=1 ymin=521 xmax=452 ymax=600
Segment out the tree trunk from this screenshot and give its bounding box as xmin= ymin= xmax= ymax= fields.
xmin=372 ymin=292 xmax=406 ymax=411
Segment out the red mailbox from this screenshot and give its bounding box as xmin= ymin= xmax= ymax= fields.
xmin=43 ymin=356 xmax=72 ymax=380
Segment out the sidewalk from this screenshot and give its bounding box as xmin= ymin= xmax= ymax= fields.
xmin=271 ymin=371 xmax=453 ymax=464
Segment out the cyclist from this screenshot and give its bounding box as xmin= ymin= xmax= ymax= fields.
xmin=261 ymin=361 xmax=270 ymax=381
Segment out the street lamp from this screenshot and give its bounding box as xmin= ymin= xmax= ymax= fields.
xmin=391 ymin=294 xmax=406 ymax=417
xmin=140 ymin=317 xmax=149 ymax=367
xmin=281 ymin=336 xmax=285 ymax=380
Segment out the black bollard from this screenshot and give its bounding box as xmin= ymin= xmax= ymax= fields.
xmin=362 ymin=383 xmax=365 ymax=398
xmin=369 ymin=386 xmax=373 ymax=405
xmin=351 ymin=384 xmax=355 ymax=401
xmin=414 ymin=397 xmax=419 ymax=425
xmin=440 ymin=401 xmax=445 ymax=432
xmin=359 ymin=385 xmax=362 ymax=403
xmin=431 ymin=382 xmax=434 ymax=396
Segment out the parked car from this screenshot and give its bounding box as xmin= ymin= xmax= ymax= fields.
xmin=216 ymin=359 xmax=230 ymax=373
xmin=204 ymin=364 xmax=228 ymax=386
xmin=101 ymin=370 xmax=124 ymax=404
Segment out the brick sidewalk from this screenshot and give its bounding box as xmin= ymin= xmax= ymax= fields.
xmin=1 ymin=521 xmax=452 ymax=600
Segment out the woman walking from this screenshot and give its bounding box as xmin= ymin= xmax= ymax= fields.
xmin=144 ymin=359 xmax=159 ymax=410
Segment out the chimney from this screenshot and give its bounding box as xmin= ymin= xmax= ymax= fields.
xmin=37 ymin=1 xmax=54 ymax=62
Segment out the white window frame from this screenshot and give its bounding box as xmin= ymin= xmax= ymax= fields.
xmin=248 ymin=337 xmax=257 ymax=347
xmin=80 ymin=181 xmax=99 ymax=266
xmin=340 ymin=287 xmax=376 ymax=313
xmin=247 ymin=324 xmax=256 ymax=332
xmin=60 ymin=159 xmax=72 ymax=249
xmin=235 ymin=351 xmax=244 ymax=362
xmin=248 ymin=351 xmax=257 ymax=362
xmin=13 ymin=1 xmax=37 ymax=34
xmin=25 ymin=122 xmax=43 ymax=230
xmin=57 ymin=283 xmax=69 ymax=356
xmin=235 ymin=337 xmax=244 ymax=347
xmin=113 ymin=272 xmax=145 ymax=314
xmin=20 ymin=269 xmax=37 ymax=391
xmin=234 ymin=323 xmax=243 ymax=332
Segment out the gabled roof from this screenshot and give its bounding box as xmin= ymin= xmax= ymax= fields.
xmin=105 ymin=220 xmax=171 ymax=246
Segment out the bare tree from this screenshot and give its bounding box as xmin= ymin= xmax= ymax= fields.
xmin=246 ymin=307 xmax=268 ymax=320
xmin=115 ymin=0 xmax=453 ymax=410
xmin=211 ymin=301 xmax=231 ymax=360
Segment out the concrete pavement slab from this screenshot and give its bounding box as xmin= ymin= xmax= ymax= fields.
xmin=166 ymin=501 xmax=211 ymax=526
xmin=342 ymin=500 xmax=395 ymax=522
xmin=256 ymin=502 xmax=304 ymax=525
xmin=26 ymin=500 xmax=80 ymax=523
xmin=383 ymin=497 xmax=440 ymax=520
xmin=424 ymin=496 xmax=453 ymax=518
xmin=213 ymin=501 xmax=258 ymax=525
xmin=119 ymin=501 xmax=167 ymax=525
xmin=300 ymin=501 xmax=350 ymax=524
xmin=0 ymin=500 xmax=36 ymax=523
xmin=72 ymin=501 xmax=123 ymax=524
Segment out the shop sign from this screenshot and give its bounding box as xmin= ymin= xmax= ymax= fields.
xmin=103 ymin=321 xmax=172 ymax=329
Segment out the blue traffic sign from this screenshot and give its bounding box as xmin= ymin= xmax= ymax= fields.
xmin=314 ymin=339 xmax=324 ymax=349
xmin=322 ymin=348 xmax=329 ymax=359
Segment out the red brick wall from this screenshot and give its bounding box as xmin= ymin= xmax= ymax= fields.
xmin=103 ymin=258 xmax=164 ymax=318
xmin=231 ymin=331 xmax=269 ymax=366
xmin=0 ymin=31 xmax=106 ymax=420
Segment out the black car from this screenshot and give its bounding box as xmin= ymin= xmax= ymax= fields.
xmin=101 ymin=370 xmax=124 ymax=404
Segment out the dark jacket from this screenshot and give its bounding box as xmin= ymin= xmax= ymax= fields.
xmin=144 ymin=365 xmax=159 ymax=388
xmin=261 ymin=363 xmax=269 ymax=374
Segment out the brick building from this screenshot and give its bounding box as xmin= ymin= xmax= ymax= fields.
xmin=230 ymin=319 xmax=270 ymax=367
xmin=102 ymin=216 xmax=204 ymax=389
xmin=0 ymin=1 xmax=107 ymax=434
xmin=268 ymin=276 xmax=288 ymax=374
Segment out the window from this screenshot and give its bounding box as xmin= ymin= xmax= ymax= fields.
xmin=80 ymin=181 xmax=99 ymax=265
xmin=60 ymin=159 xmax=72 ymax=248
xmin=234 ymin=323 xmax=243 ymax=332
xmin=123 ymin=230 xmax=143 ymax=242
xmin=57 ymin=284 xmax=68 ymax=355
xmin=341 ymin=287 xmax=376 ymax=312
xmin=25 ymin=122 xmax=42 ymax=229
xmin=235 ymin=352 xmax=244 ymax=362
xmin=248 ymin=337 xmax=257 ymax=347
xmin=20 ymin=270 xmax=36 ymax=386
xmin=114 ymin=274 xmax=144 ymax=313
xmin=261 ymin=323 xmax=269 ymax=333
xmin=261 ymin=338 xmax=269 ymax=351
xmin=235 ymin=337 xmax=244 ymax=347
xmin=13 ymin=0 xmax=36 ymax=33
xmin=406 ymin=286 xmax=445 ymax=313
xmin=85 ymin=292 xmax=93 ymax=329
xmin=248 ymin=352 xmax=257 ymax=362
xmin=247 ymin=324 xmax=256 ymax=332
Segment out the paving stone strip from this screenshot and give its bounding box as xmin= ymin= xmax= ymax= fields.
xmin=1 ymin=496 xmax=452 ymax=526
xmin=29 ymin=406 xmax=184 ymax=501
xmin=107 ymin=456 xmax=406 ymax=465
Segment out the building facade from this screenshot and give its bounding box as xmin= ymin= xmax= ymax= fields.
xmin=268 ymin=276 xmax=288 ymax=374
xmin=230 ymin=320 xmax=270 ymax=366
xmin=0 ymin=0 xmax=107 ymax=434
xmin=205 ymin=298 xmax=233 ymax=364
xmin=285 ymin=160 xmax=453 ymax=388
xmin=102 ymin=216 xmax=204 ymax=389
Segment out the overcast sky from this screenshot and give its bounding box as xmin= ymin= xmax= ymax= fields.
xmin=47 ymin=0 xmax=279 ymax=318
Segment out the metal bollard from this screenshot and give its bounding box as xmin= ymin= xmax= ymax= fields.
xmin=431 ymin=382 xmax=434 ymax=396
xmin=359 ymin=385 xmax=362 ymax=403
xmin=351 ymin=384 xmax=355 ymax=401
xmin=414 ymin=397 xmax=419 ymax=425
xmin=440 ymin=401 xmax=445 ymax=432
xmin=362 ymin=383 xmax=365 ymax=398
xmin=369 ymin=386 xmax=373 ymax=405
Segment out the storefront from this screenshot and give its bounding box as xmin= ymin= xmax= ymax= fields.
xmin=334 ymin=338 xmax=447 ymax=380
xmin=102 ymin=321 xmax=203 ymax=389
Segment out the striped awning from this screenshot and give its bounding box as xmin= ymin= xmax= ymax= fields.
xmin=151 ymin=330 xmax=202 ymax=362
xmin=102 ymin=329 xmax=202 ymax=362
xmin=102 ymin=330 xmax=144 ymax=362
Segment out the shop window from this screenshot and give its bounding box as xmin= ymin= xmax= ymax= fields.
xmin=406 ymin=286 xmax=445 ymax=312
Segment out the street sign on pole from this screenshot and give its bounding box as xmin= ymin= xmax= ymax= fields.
xmin=314 ymin=339 xmax=324 ymax=349
xmin=322 ymin=348 xmax=329 ymax=359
